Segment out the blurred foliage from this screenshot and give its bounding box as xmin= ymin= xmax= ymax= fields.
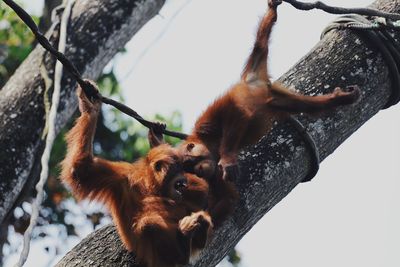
xmin=228 ymin=249 xmax=242 ymax=267
xmin=0 ymin=2 xmax=38 ymax=87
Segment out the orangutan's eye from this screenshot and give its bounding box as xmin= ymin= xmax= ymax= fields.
xmin=154 ymin=161 xmax=163 ymax=172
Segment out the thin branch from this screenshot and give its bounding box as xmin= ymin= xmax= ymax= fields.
xmin=282 ymin=0 xmax=400 ymax=20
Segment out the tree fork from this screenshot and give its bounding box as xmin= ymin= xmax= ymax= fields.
xmin=55 ymin=0 xmax=399 ymax=266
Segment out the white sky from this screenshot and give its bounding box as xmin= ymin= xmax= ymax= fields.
xmin=8 ymin=0 xmax=400 ymax=266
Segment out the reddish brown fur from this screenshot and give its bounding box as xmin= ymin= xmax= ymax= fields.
xmin=179 ymin=0 xmax=359 ymax=209
xmin=61 ymin=83 xmax=212 ymax=267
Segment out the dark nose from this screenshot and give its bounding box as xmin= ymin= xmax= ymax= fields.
xmin=174 ymin=177 xmax=188 ymax=191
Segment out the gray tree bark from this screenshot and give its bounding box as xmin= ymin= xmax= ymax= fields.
xmin=55 ymin=0 xmax=400 ymax=266
xmin=0 ymin=0 xmax=166 ymax=225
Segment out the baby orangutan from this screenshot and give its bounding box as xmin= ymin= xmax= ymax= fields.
xmin=180 ymin=0 xmax=360 ymax=182
xmin=150 ymin=126 xmax=239 ymax=229
xmin=61 ymin=82 xmax=212 ymax=267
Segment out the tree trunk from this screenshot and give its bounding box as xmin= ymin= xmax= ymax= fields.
xmin=56 ymin=0 xmax=400 ymax=266
xmin=0 ymin=0 xmax=166 ymax=225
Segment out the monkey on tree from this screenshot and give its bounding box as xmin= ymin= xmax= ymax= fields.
xmin=61 ymin=82 xmax=213 ymax=267
xmin=180 ymin=0 xmax=359 ymax=182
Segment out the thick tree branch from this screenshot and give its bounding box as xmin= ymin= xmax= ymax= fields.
xmin=0 ymin=0 xmax=166 ymax=225
xmin=56 ymin=0 xmax=400 ymax=266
